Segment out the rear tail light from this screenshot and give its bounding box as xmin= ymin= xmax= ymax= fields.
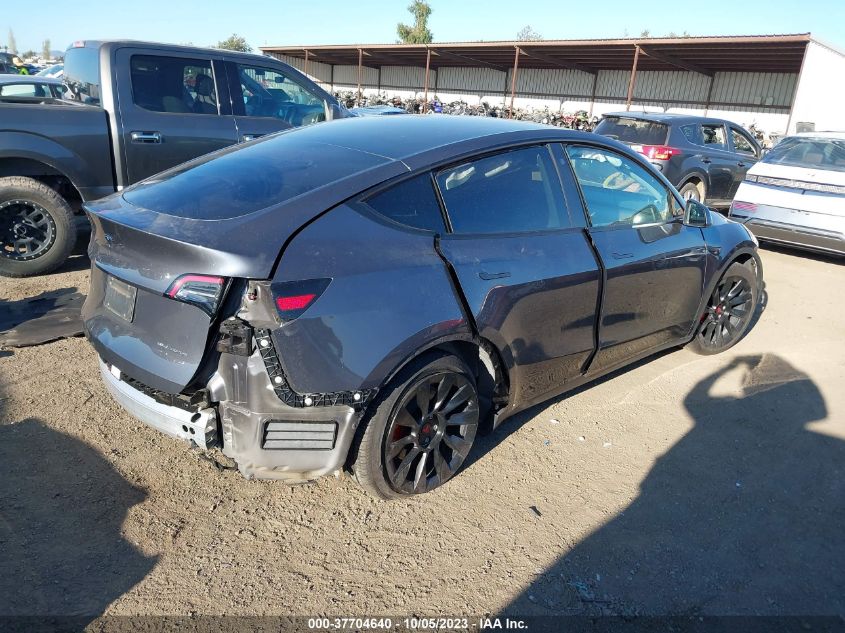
xmin=636 ymin=145 xmax=681 ymax=160
xmin=730 ymin=201 xmax=758 ymax=216
xmin=165 ymin=274 xmax=226 ymax=316
xmin=271 ymin=278 xmax=331 ymax=321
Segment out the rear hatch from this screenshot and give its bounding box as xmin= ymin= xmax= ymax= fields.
xmin=82 ymin=129 xmax=406 ymax=394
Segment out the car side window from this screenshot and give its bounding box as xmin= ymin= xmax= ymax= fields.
xmin=235 ymin=64 xmax=325 ymax=125
xmin=681 ymin=124 xmax=700 ymax=144
xmin=565 ymin=145 xmax=679 ymax=227
xmin=130 ymin=55 xmax=218 ymax=114
xmin=731 ymin=128 xmax=757 ymax=156
xmin=363 ymin=174 xmax=446 ymax=233
xmin=700 ymin=124 xmax=727 ymax=149
xmin=0 ymin=83 xmax=44 ymax=97
xmin=435 ymin=146 xmax=568 ymax=234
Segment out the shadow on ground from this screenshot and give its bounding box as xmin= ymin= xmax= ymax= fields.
xmin=0 ymin=378 xmax=157 ymax=617
xmin=500 ymin=354 xmax=844 ymax=616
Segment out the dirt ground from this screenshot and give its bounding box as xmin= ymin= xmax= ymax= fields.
xmin=0 ymin=246 xmax=843 ymax=618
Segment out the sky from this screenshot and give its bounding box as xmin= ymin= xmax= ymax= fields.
xmin=2 ymin=0 xmax=843 ymax=55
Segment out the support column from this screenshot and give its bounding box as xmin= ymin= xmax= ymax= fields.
xmin=509 ymin=46 xmax=521 ymax=119
xmin=423 ymin=47 xmax=431 ymax=114
xmin=704 ymin=74 xmax=715 ymax=116
xmin=589 ymin=72 xmax=598 ymax=116
xmin=626 ymin=45 xmax=640 ymax=111
xmin=303 ymin=49 xmax=310 ymax=79
xmin=356 ymin=48 xmax=363 ymax=107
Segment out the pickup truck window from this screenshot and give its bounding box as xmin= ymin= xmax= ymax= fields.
xmin=130 ymin=55 xmax=219 ymax=115
xmin=64 ymin=46 xmax=101 ymax=105
xmin=234 ymin=63 xmax=325 ymax=125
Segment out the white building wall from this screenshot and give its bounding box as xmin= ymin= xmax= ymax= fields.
xmin=788 ymin=40 xmax=845 ymax=134
xmin=267 ymin=51 xmax=807 ymax=134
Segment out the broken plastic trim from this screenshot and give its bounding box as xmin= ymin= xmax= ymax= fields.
xmin=254 ymin=328 xmax=374 ymax=409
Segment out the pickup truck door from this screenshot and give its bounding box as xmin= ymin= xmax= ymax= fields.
xmin=114 ymin=47 xmax=238 ymax=184
xmin=224 ymin=60 xmax=331 ymax=143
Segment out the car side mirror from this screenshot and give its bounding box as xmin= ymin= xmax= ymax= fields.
xmin=684 ymin=199 xmax=711 ymax=228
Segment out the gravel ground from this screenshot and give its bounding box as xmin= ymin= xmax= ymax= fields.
xmin=0 ymin=247 xmax=843 ymax=618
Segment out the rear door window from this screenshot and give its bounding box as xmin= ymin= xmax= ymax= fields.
xmin=435 ymin=146 xmax=568 ymax=234
xmin=130 ymin=55 xmax=219 ymax=115
xmin=363 ymin=174 xmax=446 ymax=233
xmin=700 ymin=124 xmax=727 ymax=149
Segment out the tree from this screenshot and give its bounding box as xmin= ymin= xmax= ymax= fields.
xmin=216 ymin=34 xmax=252 ymax=53
xmin=42 ymin=39 xmax=51 ymax=60
xmin=639 ymin=29 xmax=651 ymax=38
xmin=516 ymin=25 xmax=543 ymax=41
xmin=22 ymin=50 xmax=36 ymax=59
xmin=397 ymin=1 xmax=433 ymax=44
xmin=8 ymin=28 xmax=17 ymax=54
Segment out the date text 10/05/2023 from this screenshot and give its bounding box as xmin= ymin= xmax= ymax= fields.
xmin=306 ymin=617 xmax=528 ymax=630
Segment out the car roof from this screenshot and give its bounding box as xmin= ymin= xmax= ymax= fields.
xmin=0 ymin=75 xmax=62 ymax=85
xmin=602 ymin=111 xmax=740 ymax=127
xmin=268 ymin=114 xmax=601 ymax=167
xmin=791 ymin=131 xmax=845 ymax=140
xmin=75 ymin=39 xmax=280 ymax=64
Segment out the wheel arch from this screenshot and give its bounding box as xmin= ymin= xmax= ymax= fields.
xmin=679 ymin=172 xmax=707 ymax=199
xmin=0 ymin=154 xmax=84 ymax=205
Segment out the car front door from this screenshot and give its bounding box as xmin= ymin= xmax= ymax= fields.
xmin=225 ymin=61 xmax=330 ymax=143
xmin=114 ymin=47 xmax=239 ymax=184
xmin=728 ymin=126 xmax=760 ymax=199
xmin=434 ymin=145 xmax=601 ymax=409
xmin=697 ymin=123 xmax=737 ymax=204
xmin=560 ymin=144 xmax=708 ymax=374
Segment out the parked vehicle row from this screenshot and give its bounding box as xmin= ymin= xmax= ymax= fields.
xmin=0 ymin=40 xmax=351 ymax=278
xmin=81 ymin=116 xmax=763 ymax=498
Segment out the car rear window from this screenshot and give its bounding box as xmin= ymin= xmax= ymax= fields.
xmin=63 ymin=46 xmax=101 ymax=105
xmin=762 ymin=137 xmax=845 ymax=173
xmin=122 ymin=134 xmax=390 ymax=220
xmin=594 ymin=117 xmax=668 ymax=145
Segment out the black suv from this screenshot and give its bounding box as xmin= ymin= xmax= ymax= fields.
xmin=595 ymin=112 xmax=762 ymax=207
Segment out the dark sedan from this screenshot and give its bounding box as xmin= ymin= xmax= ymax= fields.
xmin=82 ymin=116 xmax=762 ymax=498
xmin=595 ymin=112 xmax=762 ymax=206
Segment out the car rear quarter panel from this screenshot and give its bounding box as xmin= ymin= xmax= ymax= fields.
xmin=270 ymin=203 xmax=470 ymax=394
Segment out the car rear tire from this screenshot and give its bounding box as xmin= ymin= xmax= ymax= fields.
xmin=350 ymin=352 xmax=480 ymax=499
xmin=688 ymin=261 xmax=759 ymax=355
xmin=679 ymin=180 xmax=704 ymax=203
xmin=0 ymin=177 xmax=77 ymax=278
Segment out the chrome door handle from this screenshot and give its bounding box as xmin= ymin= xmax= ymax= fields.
xmin=130 ymin=131 xmax=162 ymax=144
xmin=701 ymin=158 xmax=712 ymax=164
xmin=737 ymin=162 xmax=747 ymax=168
xmin=478 ymin=270 xmax=511 ymax=280
xmin=612 ymin=252 xmax=634 ymax=260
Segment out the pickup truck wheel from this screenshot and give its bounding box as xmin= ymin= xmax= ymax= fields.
xmin=688 ymin=261 xmax=759 ymax=355
xmin=0 ymin=177 xmax=77 ymax=277
xmin=351 ymin=352 xmax=479 ymax=499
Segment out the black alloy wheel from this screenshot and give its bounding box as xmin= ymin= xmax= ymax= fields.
xmin=0 ymin=199 xmax=57 ymax=262
xmin=692 ymin=262 xmax=758 ymax=354
xmin=384 ymin=372 xmax=479 ymax=494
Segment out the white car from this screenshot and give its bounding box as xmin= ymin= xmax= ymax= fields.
xmin=729 ymin=132 xmax=845 ymax=256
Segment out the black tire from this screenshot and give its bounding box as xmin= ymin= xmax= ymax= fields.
xmin=351 ymin=352 xmax=480 ymax=499
xmin=0 ymin=176 xmax=77 ymax=277
xmin=688 ymin=261 xmax=759 ymax=356
xmin=679 ymin=180 xmax=704 ymax=203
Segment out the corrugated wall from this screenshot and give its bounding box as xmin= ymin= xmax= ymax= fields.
xmin=265 ymin=52 xmax=802 ymax=132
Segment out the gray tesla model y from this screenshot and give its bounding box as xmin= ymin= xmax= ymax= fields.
xmin=82 ymin=116 xmax=763 ymax=498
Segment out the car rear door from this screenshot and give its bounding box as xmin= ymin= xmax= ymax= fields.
xmin=727 ymin=126 xmax=760 ymax=199
xmin=560 ymin=143 xmax=707 ymax=374
xmin=114 ymin=46 xmax=238 ymax=184
xmin=434 ymin=145 xmax=601 ymax=409
xmin=224 ymin=60 xmax=330 ymax=143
